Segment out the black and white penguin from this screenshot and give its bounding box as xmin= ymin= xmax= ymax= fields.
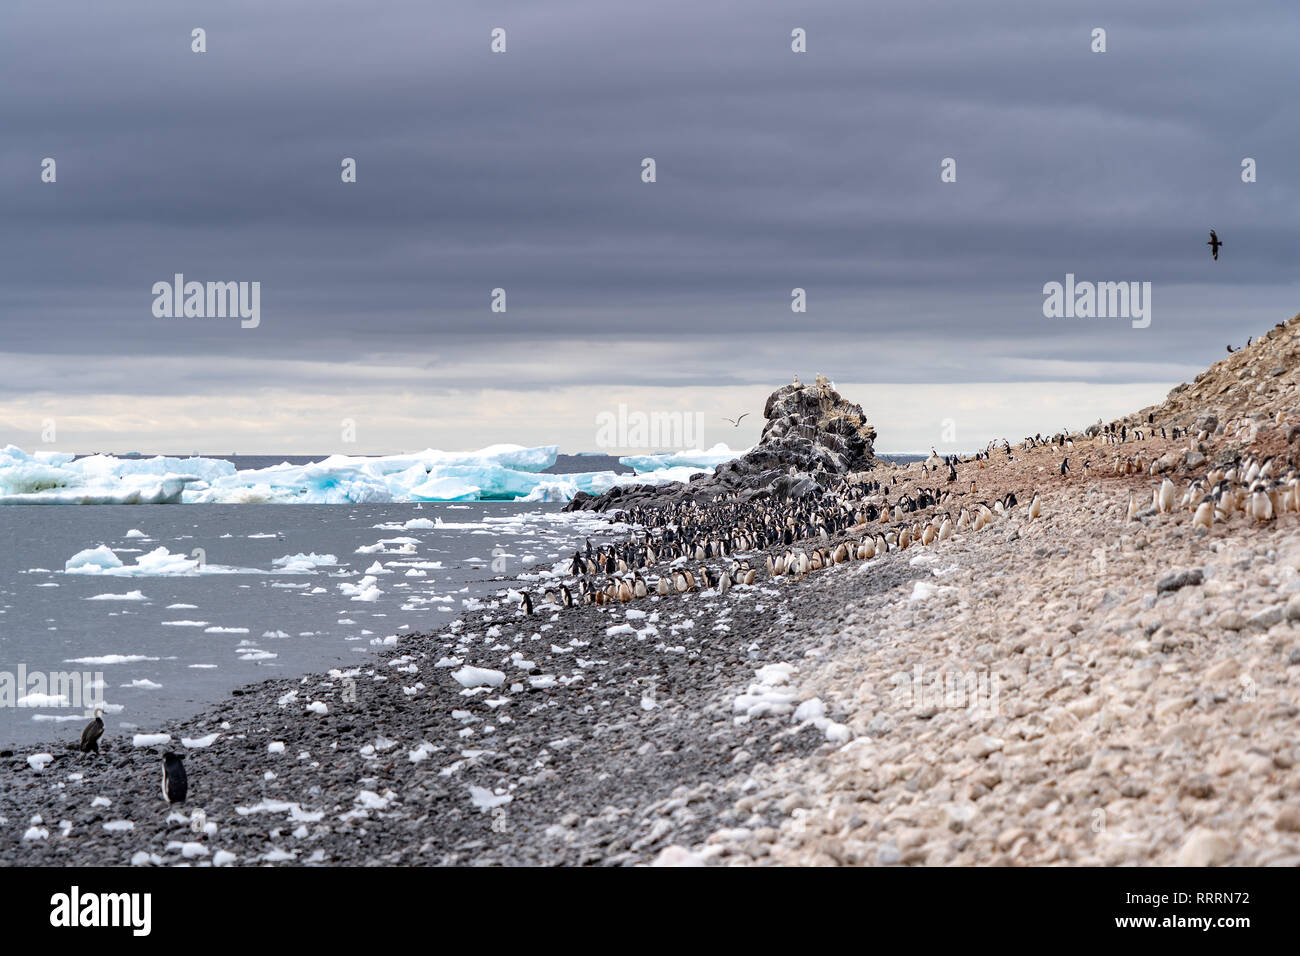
xmin=520 ymin=592 xmax=534 ymax=616
xmin=162 ymin=752 xmax=188 ymax=806
xmin=79 ymin=707 xmax=104 ymax=754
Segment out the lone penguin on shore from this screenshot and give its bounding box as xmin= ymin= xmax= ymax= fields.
xmin=1207 ymin=229 xmax=1223 ymax=260
xmin=162 ymin=752 xmax=188 ymax=806
xmin=79 ymin=707 xmax=104 ymax=754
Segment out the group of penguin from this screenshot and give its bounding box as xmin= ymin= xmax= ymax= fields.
xmin=1135 ymin=452 xmax=1298 ymax=529
xmin=507 ymin=414 xmax=1297 ymax=620
xmin=77 ymin=707 xmax=188 ymax=806
xmin=507 ymin=469 xmax=1043 ymax=616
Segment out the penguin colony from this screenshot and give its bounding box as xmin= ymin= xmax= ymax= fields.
xmin=505 ymin=412 xmax=1299 ymax=619
xmin=504 ymin=444 xmax=1050 ymax=616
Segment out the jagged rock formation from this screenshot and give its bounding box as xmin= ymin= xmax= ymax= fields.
xmin=564 ymin=374 xmax=878 ymax=512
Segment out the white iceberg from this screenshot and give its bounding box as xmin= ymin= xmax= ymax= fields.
xmin=618 ymin=443 xmax=743 ymax=474
xmin=0 ymin=442 xmax=740 ymax=504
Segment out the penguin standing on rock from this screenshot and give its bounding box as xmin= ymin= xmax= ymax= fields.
xmin=162 ymin=752 xmax=188 ymax=806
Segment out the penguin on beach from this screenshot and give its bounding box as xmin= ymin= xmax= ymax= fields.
xmin=162 ymin=752 xmax=188 ymax=806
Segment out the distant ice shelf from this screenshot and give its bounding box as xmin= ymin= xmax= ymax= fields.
xmin=0 ymin=443 xmax=742 ymax=505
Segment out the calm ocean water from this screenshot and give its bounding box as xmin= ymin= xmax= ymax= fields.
xmin=0 ymin=501 xmax=615 ymax=749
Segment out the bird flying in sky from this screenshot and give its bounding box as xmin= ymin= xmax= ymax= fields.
xmin=1208 ymin=228 xmax=1223 ymax=260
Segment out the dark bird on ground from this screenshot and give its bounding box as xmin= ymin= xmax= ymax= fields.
xmin=723 ymin=413 xmax=750 ymax=427
xmin=79 ymin=708 xmax=104 ymax=754
xmin=1227 ymin=345 xmax=1235 ymax=353
xmin=1207 ymin=229 xmax=1223 ymax=260
xmin=162 ymin=752 xmax=188 ymax=805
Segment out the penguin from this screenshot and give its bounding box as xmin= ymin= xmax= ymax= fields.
xmin=1192 ymin=496 xmax=1214 ymax=530
xmin=1059 ymin=458 xmax=1070 ymax=477
xmin=1157 ymin=478 xmax=1175 ymax=515
xmin=656 ymin=574 xmax=670 ymax=596
xmin=162 ymin=752 xmax=188 ymax=806
xmin=559 ymin=584 xmax=574 ymax=609
xmin=520 ymin=591 xmax=534 ymax=616
xmin=1250 ymin=487 xmax=1274 ymax=522
xmin=79 ymin=707 xmax=105 ymax=754
xmin=1028 ymin=493 xmax=1041 ymax=520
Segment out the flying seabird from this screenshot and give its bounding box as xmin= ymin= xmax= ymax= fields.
xmin=1207 ymin=229 xmax=1223 ymax=261
xmin=723 ymin=412 xmax=750 ymax=427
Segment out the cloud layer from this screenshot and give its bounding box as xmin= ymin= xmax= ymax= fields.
xmin=1 ymin=0 xmax=1297 ymax=452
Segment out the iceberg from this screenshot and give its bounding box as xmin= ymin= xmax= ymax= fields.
xmin=0 ymin=445 xmax=203 ymax=505
xmin=0 ymin=442 xmax=733 ymax=504
xmin=618 ymin=443 xmax=743 ymax=474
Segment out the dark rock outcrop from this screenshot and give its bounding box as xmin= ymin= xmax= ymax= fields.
xmin=564 ymin=374 xmax=878 ymax=512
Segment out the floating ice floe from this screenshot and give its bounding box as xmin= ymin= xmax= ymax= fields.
xmin=271 ymin=552 xmax=338 ymax=573
xmin=18 ymin=693 xmax=70 ymax=708
xmin=64 ymin=545 xmax=261 ymax=577
xmin=86 ymin=590 xmax=149 ymax=601
xmin=65 ymin=654 xmax=159 ymax=665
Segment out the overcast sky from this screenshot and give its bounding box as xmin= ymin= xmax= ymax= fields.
xmin=1 ymin=0 xmax=1297 ymax=455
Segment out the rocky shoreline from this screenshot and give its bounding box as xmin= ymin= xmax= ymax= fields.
xmin=0 ymin=535 xmax=922 ymax=866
